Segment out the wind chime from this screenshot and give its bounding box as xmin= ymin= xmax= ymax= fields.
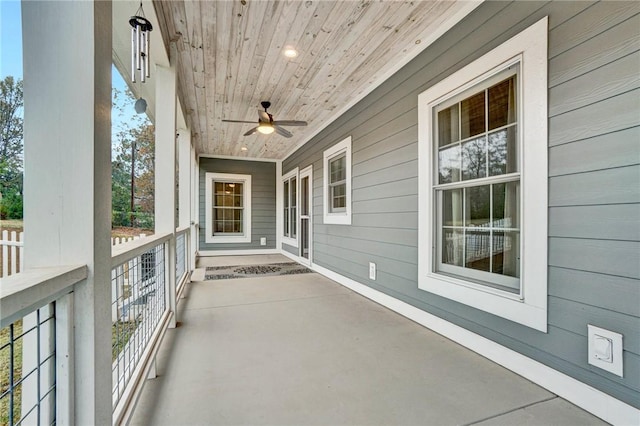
xmin=129 ymin=2 xmax=153 ymax=83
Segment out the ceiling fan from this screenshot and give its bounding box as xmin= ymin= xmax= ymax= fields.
xmin=222 ymin=101 xmax=307 ymax=138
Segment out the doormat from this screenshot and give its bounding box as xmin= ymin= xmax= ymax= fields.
xmin=204 ymin=262 xmax=312 ymax=281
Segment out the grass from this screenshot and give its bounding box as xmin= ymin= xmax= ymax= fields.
xmin=0 ymin=321 xmax=23 ymax=426
xmin=112 ymin=320 xmax=140 ymax=361
xmin=0 ymin=220 xmax=23 ymax=232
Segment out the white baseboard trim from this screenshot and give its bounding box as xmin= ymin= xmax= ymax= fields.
xmin=198 ymin=249 xmax=280 ymax=256
xmin=280 ymin=250 xmax=299 ymax=262
xmin=309 ymin=262 xmax=640 ymax=426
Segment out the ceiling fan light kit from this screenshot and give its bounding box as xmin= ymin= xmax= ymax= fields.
xmin=257 ymin=123 xmax=275 ymax=134
xmin=222 ymin=101 xmax=308 ymax=138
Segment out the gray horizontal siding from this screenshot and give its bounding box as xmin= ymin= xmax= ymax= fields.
xmin=199 ymin=158 xmax=276 ymax=251
xmin=282 ymin=1 xmax=640 ymax=408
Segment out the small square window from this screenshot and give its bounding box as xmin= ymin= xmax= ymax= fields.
xmin=323 ymin=136 xmax=352 ymax=225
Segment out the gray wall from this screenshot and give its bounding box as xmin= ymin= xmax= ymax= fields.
xmin=282 ymin=1 xmax=640 ymax=408
xmin=199 ymin=158 xmax=276 ymax=251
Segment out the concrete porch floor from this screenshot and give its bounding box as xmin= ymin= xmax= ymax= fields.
xmin=130 ymin=255 xmax=606 ymax=425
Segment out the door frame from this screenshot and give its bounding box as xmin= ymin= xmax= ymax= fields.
xmin=299 ymin=165 xmax=313 ymax=265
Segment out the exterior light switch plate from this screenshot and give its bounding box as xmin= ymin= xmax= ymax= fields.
xmin=260 ymin=237 xmax=266 ymax=246
xmin=588 ymin=325 xmax=623 ymax=377
xmin=369 ymin=262 xmax=376 ymax=280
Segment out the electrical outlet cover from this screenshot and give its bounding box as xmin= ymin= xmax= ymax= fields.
xmin=588 ymin=325 xmax=623 ymax=377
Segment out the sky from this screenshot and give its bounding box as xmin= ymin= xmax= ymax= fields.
xmin=0 ymin=0 xmax=146 ymax=145
xmin=1 ymin=1 xmax=23 ymax=79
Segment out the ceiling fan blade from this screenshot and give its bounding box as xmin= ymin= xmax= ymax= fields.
xmin=258 ymin=110 xmax=270 ymax=122
xmin=244 ymin=127 xmax=259 ymax=136
xmin=222 ymin=119 xmax=256 ymax=124
xmin=273 ymin=120 xmax=307 ymax=126
xmin=274 ymin=125 xmax=293 ymax=138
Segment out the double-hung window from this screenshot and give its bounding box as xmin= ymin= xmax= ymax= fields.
xmin=435 ymin=67 xmax=520 ymax=291
xmin=323 ymin=136 xmax=352 ymax=225
xmin=282 ymin=168 xmax=298 ymax=246
xmin=418 ymin=18 xmax=548 ymax=331
xmin=205 ymin=172 xmax=252 ymax=243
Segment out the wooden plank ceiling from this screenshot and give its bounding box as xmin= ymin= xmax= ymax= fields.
xmin=153 ymin=0 xmax=473 ymax=160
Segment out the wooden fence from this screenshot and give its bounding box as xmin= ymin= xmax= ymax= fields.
xmin=0 ymin=232 xmax=146 ymax=278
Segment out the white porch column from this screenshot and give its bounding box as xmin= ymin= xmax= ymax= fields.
xmin=154 ymin=62 xmax=178 ymax=327
xmin=22 ymin=1 xmax=112 ymax=424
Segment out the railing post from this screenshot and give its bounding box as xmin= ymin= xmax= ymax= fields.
xmin=56 ymin=293 xmax=75 ymax=425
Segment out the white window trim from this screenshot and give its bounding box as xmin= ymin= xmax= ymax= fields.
xmin=205 ymin=172 xmax=252 ymax=244
xmin=418 ymin=17 xmax=548 ymax=332
xmin=323 ymin=136 xmax=352 ymax=225
xmin=282 ymin=167 xmax=299 ymax=248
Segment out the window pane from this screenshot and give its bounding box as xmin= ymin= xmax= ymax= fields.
xmin=330 ymin=155 xmax=346 ymax=183
xmin=234 ymin=183 xmax=243 ymax=195
xmin=488 ymin=127 xmax=517 ymax=176
xmin=223 ymin=221 xmax=233 ymax=233
xmin=492 ymin=231 xmax=519 ymax=277
xmin=292 ymin=178 xmax=297 ymax=207
xmin=215 ymin=182 xmax=224 ymax=193
xmin=301 ymin=176 xmax=309 ymax=215
xmin=461 ymin=91 xmax=485 ymax=139
xmin=492 ymin=182 xmax=519 ymax=228
xmin=438 ymin=104 xmax=459 ymax=147
xmin=214 ymin=220 xmax=224 ymax=233
xmin=234 ymin=195 xmax=243 ymax=207
xmin=442 ymin=229 xmax=463 ymax=266
xmin=213 ymin=208 xmax=220 ymax=221
xmin=284 ymin=181 xmax=289 ymax=208
xmin=333 ymin=197 xmax=346 ymax=209
xmin=292 ymin=207 xmax=297 ymax=236
xmin=284 ymin=209 xmax=289 ymax=236
xmin=442 ymin=189 xmax=463 ymax=227
xmin=465 ymin=229 xmax=491 ymax=272
xmin=488 ymin=76 xmax=516 ymax=131
xmin=465 ymin=185 xmax=490 ymax=226
xmin=438 ymin=144 xmax=461 ymax=184
xmin=215 ymin=195 xmax=224 ymax=207
xmin=233 ymin=221 xmax=242 ymax=233
xmin=234 ymin=210 xmax=242 ymax=221
xmin=331 ymin=183 xmax=346 ymax=211
xmin=461 ymin=136 xmax=487 ymax=180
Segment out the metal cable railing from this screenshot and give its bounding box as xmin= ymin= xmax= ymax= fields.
xmin=111 ymin=241 xmax=167 ymax=408
xmin=1 ymin=304 xmax=56 ymax=426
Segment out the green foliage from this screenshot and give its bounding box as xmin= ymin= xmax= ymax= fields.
xmin=111 ymin=86 xmax=155 ymax=229
xmin=0 ymin=76 xmax=24 ymax=219
xmin=0 ymin=190 xmax=23 ymax=220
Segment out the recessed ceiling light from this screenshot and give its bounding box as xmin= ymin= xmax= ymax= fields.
xmin=283 ymin=47 xmax=298 ymax=58
xmin=241 ymin=146 xmax=248 ymax=151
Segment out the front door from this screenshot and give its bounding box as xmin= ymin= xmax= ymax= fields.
xmin=299 ymin=166 xmax=312 ymax=265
